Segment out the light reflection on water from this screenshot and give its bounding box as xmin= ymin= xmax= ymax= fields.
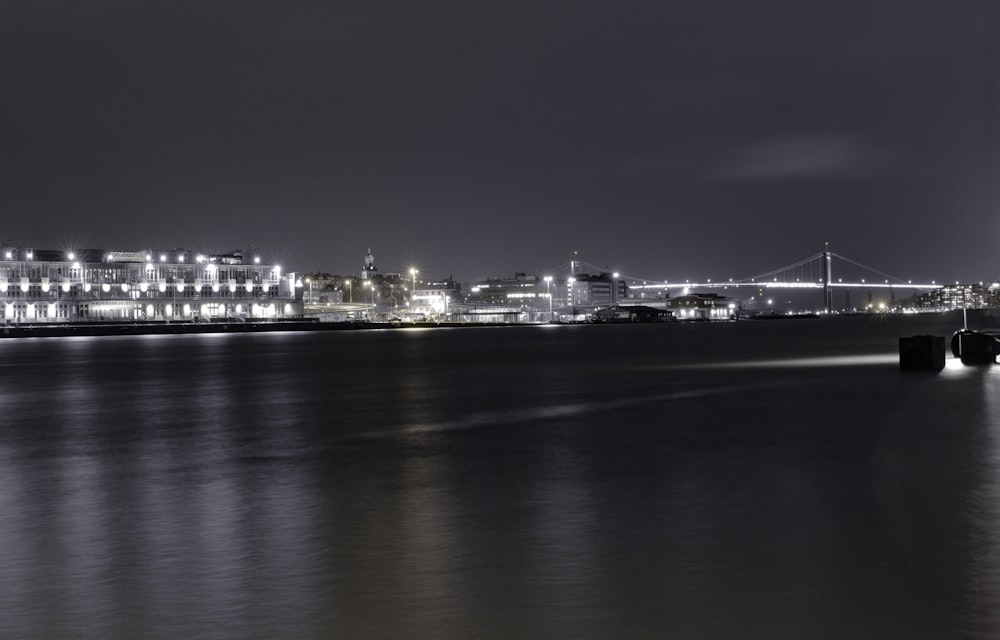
xmin=1 ymin=316 xmax=1000 ymax=638
xmin=967 ymin=366 xmax=1000 ymax=634
xmin=362 ymin=384 xmax=766 ymax=438
xmin=680 ymin=353 xmax=899 ymax=368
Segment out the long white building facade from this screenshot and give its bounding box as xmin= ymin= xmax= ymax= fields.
xmin=0 ymin=247 xmax=302 ymax=323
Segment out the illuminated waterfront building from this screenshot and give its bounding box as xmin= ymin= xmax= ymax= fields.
xmin=412 ymin=276 xmax=461 ymax=319
xmin=0 ymin=247 xmax=302 ymax=323
xmin=464 ymin=272 xmax=629 ymax=322
xmin=916 ymin=283 xmax=1000 ymax=310
xmin=467 ymin=273 xmax=540 ymax=305
xmin=568 ymin=272 xmax=625 ymax=307
xmin=665 ymin=293 xmax=737 ymax=320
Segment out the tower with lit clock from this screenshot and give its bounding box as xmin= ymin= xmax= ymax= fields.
xmin=361 ymin=248 xmax=377 ymax=280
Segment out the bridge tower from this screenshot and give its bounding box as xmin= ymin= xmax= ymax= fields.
xmin=822 ymin=244 xmax=833 ymax=313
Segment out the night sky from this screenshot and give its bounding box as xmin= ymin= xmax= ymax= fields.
xmin=2 ymin=1 xmax=996 ymax=283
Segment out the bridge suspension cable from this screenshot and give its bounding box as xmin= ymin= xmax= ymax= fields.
xmin=739 ymin=252 xmax=826 ymax=283
xmin=829 ymin=252 xmax=904 ymax=284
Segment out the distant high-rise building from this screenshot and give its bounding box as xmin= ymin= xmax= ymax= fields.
xmin=570 ymin=272 xmax=624 ymax=307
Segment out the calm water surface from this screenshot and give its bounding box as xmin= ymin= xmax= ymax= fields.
xmin=2 ymin=312 xmax=999 ymax=639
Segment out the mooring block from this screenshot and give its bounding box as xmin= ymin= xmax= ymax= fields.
xmin=958 ymin=331 xmax=997 ymax=365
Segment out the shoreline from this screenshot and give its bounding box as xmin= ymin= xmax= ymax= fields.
xmin=0 ymin=319 xmax=349 ymax=339
xmin=0 ymin=319 xmax=513 ymax=338
xmin=0 ymin=310 xmax=990 ymax=339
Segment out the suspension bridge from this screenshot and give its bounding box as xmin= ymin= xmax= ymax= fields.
xmin=560 ymin=248 xmax=943 ymax=313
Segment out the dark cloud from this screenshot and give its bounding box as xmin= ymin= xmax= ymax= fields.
xmin=0 ymin=1 xmax=994 ymax=282
xmin=709 ymin=135 xmax=891 ymax=182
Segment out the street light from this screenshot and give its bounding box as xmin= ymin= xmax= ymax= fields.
xmin=306 ymin=277 xmax=312 ymax=304
xmin=612 ymin=272 xmax=620 ymax=305
xmin=410 ymin=268 xmax=418 ymax=313
xmin=345 ymin=279 xmax=352 ymax=303
xmin=544 ymin=275 xmax=552 ymax=321
xmin=567 ymin=277 xmax=576 ymax=320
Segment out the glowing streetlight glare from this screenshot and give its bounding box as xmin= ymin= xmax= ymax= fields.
xmin=543 ymin=275 xmax=553 ymax=321
xmin=366 ymin=280 xmax=376 ymax=315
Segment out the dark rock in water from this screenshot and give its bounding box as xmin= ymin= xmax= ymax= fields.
xmin=950 ymin=329 xmax=974 ymax=358
xmin=951 ymin=329 xmax=999 ymax=365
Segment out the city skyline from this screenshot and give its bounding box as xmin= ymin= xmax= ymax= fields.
xmin=2 ymin=1 xmax=996 ymax=283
